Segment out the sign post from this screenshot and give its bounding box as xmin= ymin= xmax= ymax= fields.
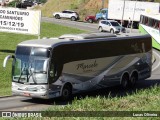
xmin=0 ymin=8 xmax=41 ymax=38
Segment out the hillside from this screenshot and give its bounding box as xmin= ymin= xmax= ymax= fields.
xmin=36 ymin=0 xmax=109 ymax=19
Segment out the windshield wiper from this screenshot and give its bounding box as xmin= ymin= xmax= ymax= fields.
xmin=28 ymin=68 xmax=37 ymax=84
xmin=17 ymin=67 xmax=28 ymax=83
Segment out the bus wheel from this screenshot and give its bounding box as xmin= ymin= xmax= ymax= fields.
xmin=121 ymin=74 xmax=129 ymax=88
xmin=129 ymin=73 xmax=138 ymax=87
xmin=61 ymin=84 xmax=72 ymax=101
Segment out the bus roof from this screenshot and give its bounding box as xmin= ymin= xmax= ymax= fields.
xmin=141 ymin=13 xmax=160 ymax=21
xmin=18 ymin=33 xmax=116 ymax=48
xmin=18 ymin=32 xmax=149 ymax=49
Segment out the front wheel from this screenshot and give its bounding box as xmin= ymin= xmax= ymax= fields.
xmin=61 ymin=85 xmax=72 ymax=101
xmin=110 ymin=29 xmax=114 ymax=34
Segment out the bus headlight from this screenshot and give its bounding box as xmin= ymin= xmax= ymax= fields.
xmin=12 ymin=83 xmax=18 ymax=89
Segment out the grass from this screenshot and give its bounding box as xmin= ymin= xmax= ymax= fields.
xmin=0 ymin=22 xmax=85 ymax=96
xmin=47 ymin=85 xmax=160 ymax=111
xmin=35 ymin=0 xmax=107 ymax=20
xmin=43 ymin=85 xmax=160 ymax=119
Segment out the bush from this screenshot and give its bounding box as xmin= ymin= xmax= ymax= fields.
xmin=7 ymin=0 xmax=17 ymax=7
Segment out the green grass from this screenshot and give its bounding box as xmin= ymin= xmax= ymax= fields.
xmin=0 ymin=22 xmax=84 ymax=96
xmin=47 ymin=85 xmax=160 ymax=111
xmin=43 ymin=85 xmax=160 ymax=119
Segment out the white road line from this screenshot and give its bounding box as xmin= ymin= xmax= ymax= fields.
xmin=152 ymin=50 xmax=160 ymax=71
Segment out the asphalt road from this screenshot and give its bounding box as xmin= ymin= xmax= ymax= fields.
xmin=0 ymin=18 xmax=159 ymax=111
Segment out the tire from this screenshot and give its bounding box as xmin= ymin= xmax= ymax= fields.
xmin=55 ymin=14 xmax=60 ymax=19
xmin=98 ymin=26 xmax=103 ymax=32
xmin=121 ymin=74 xmax=129 ymax=88
xmin=71 ymin=16 xmax=76 ymax=21
xmin=61 ymin=85 xmax=72 ymax=101
xmin=88 ymin=19 xmax=93 ymax=23
xmin=129 ymin=73 xmax=138 ymax=87
xmin=110 ymin=29 xmax=114 ymax=34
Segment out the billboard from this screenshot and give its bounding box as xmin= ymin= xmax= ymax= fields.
xmin=0 ymin=7 xmax=41 ymax=35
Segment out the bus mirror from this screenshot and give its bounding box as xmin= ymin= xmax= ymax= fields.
xmin=3 ymin=55 xmax=15 ymax=68
xmin=43 ymin=59 xmax=49 ymax=71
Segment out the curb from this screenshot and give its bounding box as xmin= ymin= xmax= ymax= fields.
xmin=0 ymin=95 xmax=14 ymax=98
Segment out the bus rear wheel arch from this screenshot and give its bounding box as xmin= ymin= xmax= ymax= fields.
xmin=61 ymin=83 xmax=72 ymax=101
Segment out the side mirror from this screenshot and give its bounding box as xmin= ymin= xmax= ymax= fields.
xmin=3 ymin=55 xmax=15 ymax=68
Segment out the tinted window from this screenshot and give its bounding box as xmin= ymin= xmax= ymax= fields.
xmin=62 ymin=11 xmax=67 ymax=13
xmin=16 ymin=46 xmax=50 ymax=57
xmin=101 ymin=21 xmax=107 ymax=24
xmin=110 ymin=22 xmax=120 ymax=26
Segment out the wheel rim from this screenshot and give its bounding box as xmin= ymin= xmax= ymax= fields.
xmin=122 ymin=79 xmax=127 ymax=87
xmin=63 ymin=89 xmax=69 ymax=97
xmin=121 ymin=75 xmax=129 ymax=88
xmin=71 ymin=17 xmax=75 ymax=21
xmin=55 ymin=15 xmax=59 ymax=19
xmin=89 ymin=19 xmax=92 ymax=23
xmin=130 ymin=77 xmax=136 ymax=85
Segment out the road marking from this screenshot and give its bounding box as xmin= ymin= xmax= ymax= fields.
xmin=152 ymin=50 xmax=160 ymax=71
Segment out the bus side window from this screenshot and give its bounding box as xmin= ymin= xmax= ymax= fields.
xmin=145 ymin=17 xmax=148 ymax=26
xmin=153 ymin=21 xmax=159 ymax=30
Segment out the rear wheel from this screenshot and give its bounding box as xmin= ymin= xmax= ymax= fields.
xmin=129 ymin=73 xmax=138 ymax=87
xmin=61 ymin=85 xmax=72 ymax=101
xmin=71 ymin=16 xmax=76 ymax=21
xmin=88 ymin=19 xmax=93 ymax=23
xmin=55 ymin=14 xmax=60 ymax=19
xmin=98 ymin=26 xmax=103 ymax=32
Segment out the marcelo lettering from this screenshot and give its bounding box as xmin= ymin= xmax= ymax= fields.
xmin=77 ymin=60 xmax=98 ymax=71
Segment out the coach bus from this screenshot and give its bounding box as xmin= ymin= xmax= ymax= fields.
xmin=3 ymin=33 xmax=152 ymax=100
xmin=139 ymin=13 xmax=160 ymax=50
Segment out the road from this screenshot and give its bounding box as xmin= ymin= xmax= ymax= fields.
xmin=0 ymin=18 xmax=160 ymax=111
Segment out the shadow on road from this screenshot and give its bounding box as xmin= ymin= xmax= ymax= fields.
xmin=21 ymin=79 xmax=160 ymax=105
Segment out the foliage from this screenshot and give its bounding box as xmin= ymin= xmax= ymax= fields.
xmin=7 ymin=0 xmax=17 ymax=7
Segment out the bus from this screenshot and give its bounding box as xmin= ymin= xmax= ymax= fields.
xmin=3 ymin=33 xmax=152 ymax=100
xmin=139 ymin=14 xmax=160 ymax=50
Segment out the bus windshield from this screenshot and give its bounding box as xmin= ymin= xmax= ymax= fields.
xmin=12 ymin=46 xmax=50 ymax=84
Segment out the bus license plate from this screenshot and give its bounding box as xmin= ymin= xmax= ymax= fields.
xmin=23 ymin=93 xmax=30 ymax=96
